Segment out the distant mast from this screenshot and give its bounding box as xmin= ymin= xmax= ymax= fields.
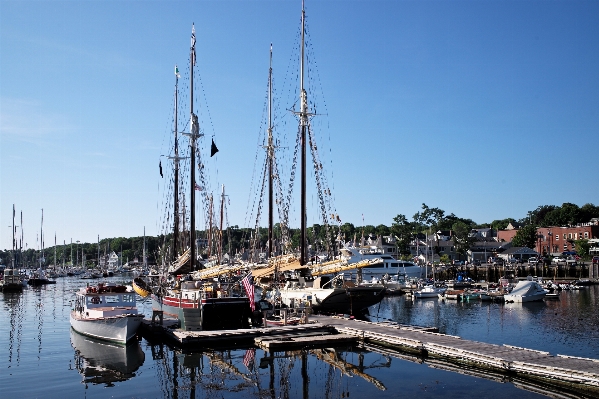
xmin=299 ymin=1 xmax=308 ymax=265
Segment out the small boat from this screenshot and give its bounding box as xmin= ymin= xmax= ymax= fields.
xmin=132 ymin=277 xmax=151 ymax=298
xmin=71 ymin=282 xmax=144 ymax=344
xmin=0 ymin=268 xmax=24 ymax=292
xmin=504 ymin=279 xmax=548 ymax=303
xmin=413 ymin=285 xmax=445 ymax=299
xmin=443 ymin=289 xmax=464 ymax=300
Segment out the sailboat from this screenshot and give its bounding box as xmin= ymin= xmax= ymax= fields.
xmin=151 ymin=24 xmax=251 ymax=330
xmin=1 ymin=205 xmax=24 ymax=292
xmin=28 ymin=209 xmax=56 ymax=286
xmin=256 ymin=2 xmax=386 ymax=315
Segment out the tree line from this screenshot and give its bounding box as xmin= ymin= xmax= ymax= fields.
xmin=2 ymin=202 xmax=597 ymax=267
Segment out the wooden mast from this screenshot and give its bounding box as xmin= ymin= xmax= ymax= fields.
xmin=172 ymin=65 xmax=180 ymax=262
xmin=218 ymin=185 xmax=225 ymax=265
xmin=299 ymin=1 xmax=308 ymax=265
xmin=267 ymin=44 xmax=274 ymax=259
xmin=187 ymin=23 xmax=200 ymax=272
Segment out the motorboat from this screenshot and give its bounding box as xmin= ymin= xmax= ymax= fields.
xmin=413 ymin=285 xmax=445 ymax=299
xmin=71 ymin=282 xmax=144 ymax=344
xmin=504 ymin=279 xmax=548 ymax=303
xmin=0 ymin=268 xmax=24 ymax=292
xmin=339 ymin=243 xmax=424 ymax=280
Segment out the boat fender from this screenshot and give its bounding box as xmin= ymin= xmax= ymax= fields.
xmin=91 ymin=296 xmax=101 ymax=304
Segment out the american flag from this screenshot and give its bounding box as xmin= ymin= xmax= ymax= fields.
xmin=241 ymin=272 xmax=255 ymax=311
xmin=242 ymin=348 xmax=255 ymax=369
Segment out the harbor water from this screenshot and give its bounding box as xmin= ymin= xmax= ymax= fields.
xmin=1 ymin=276 xmax=598 ymax=398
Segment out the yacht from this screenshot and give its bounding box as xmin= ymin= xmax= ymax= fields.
xmin=339 ymin=243 xmax=424 ymax=280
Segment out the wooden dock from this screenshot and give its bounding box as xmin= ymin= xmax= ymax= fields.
xmin=139 ymin=314 xmax=599 ymax=394
xmin=309 ymin=315 xmax=599 ymax=390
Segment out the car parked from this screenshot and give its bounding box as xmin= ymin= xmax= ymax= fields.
xmin=528 ymin=257 xmax=539 ymax=265
xmin=593 ymin=256 xmax=599 ymax=265
xmin=552 ymin=257 xmax=566 ymax=265
xmin=489 ymin=257 xmax=504 ymax=266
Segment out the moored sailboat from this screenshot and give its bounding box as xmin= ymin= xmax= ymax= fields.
xmin=253 ymin=2 xmax=386 ymax=315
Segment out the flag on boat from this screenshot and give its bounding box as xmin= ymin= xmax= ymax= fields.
xmin=159 ymin=161 xmax=163 ymax=178
xmin=194 ymin=182 xmax=202 ymax=191
xmin=175 ymin=65 xmax=180 ymax=78
xmin=210 ymin=138 xmax=219 ymax=157
xmin=241 ymin=272 xmax=255 ymax=311
xmin=242 ymin=348 xmax=255 ymax=369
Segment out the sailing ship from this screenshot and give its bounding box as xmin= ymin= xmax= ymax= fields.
xmin=151 ymin=24 xmax=251 ymax=330
xmin=252 ymin=2 xmax=386 ymax=315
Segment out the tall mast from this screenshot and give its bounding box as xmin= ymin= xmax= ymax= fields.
xmin=299 ymin=1 xmax=308 ymax=265
xmin=54 ymin=233 xmax=57 ymax=270
xmin=186 ymin=23 xmax=201 ymax=271
xmin=267 ymin=44 xmax=274 ymax=258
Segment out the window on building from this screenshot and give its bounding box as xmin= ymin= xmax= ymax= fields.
xmin=555 ymin=235 xmax=559 ymax=241
xmin=585 ymin=232 xmax=589 ymax=238
xmin=568 ymin=233 xmax=572 ymax=239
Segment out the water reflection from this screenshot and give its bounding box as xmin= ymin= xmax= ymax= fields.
xmin=70 ymin=328 xmax=145 ymax=387
xmin=148 ymin=345 xmax=391 ymax=398
xmin=3 ymin=292 xmax=25 ymax=368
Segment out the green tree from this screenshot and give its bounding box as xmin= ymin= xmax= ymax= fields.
xmin=452 ymin=221 xmax=475 ymax=259
xmin=575 ymin=239 xmax=590 ymax=258
xmin=391 ymin=214 xmax=414 ymax=255
xmin=511 ymin=225 xmax=538 ymax=248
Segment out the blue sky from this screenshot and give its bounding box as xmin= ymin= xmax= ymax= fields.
xmin=1 ymin=0 xmax=598 ymax=250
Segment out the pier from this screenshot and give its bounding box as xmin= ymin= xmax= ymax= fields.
xmin=139 ymin=313 xmax=599 ymax=395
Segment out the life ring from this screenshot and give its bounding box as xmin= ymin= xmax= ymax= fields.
xmin=91 ymin=296 xmax=101 ymax=304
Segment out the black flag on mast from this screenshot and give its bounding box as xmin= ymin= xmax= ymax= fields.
xmin=159 ymin=160 xmax=163 ymax=178
xmin=210 ymin=138 xmax=219 ymax=157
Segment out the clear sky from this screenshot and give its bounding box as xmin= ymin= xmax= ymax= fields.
xmin=2 ymin=0 xmax=598 ymax=250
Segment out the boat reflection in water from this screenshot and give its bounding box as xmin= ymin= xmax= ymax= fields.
xmin=70 ymin=328 xmax=145 ymax=387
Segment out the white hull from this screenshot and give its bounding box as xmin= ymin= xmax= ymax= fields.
xmin=413 ymin=286 xmax=446 ymax=298
xmin=70 ymin=312 xmax=143 ymax=344
xmin=504 ymin=280 xmax=548 ymax=303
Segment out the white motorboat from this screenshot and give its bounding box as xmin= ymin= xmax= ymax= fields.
xmin=71 ymin=282 xmax=143 ymax=344
xmin=339 ymin=243 xmax=425 ymax=280
xmin=413 ymin=285 xmax=446 ymax=299
xmin=504 ymin=279 xmax=548 ymax=303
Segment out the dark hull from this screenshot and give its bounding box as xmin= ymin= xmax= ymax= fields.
xmin=152 ymin=294 xmax=251 ymax=330
xmin=0 ymin=283 xmax=24 ymax=292
xmin=28 ymin=278 xmax=56 ymax=286
xmin=315 ymin=287 xmax=386 ymax=314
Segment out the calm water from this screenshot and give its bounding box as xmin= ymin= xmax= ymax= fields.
xmin=1 ymin=276 xmax=598 ymax=399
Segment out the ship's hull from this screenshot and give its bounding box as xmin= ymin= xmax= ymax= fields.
xmin=279 ymin=286 xmax=386 ymax=315
xmin=152 ymin=294 xmax=251 ymax=330
xmin=70 ymin=312 xmax=143 ymax=344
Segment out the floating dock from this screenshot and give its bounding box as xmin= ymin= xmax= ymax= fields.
xmin=140 ymin=313 xmax=599 ymax=394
